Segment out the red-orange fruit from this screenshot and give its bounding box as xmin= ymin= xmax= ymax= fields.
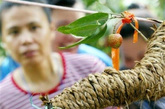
xmin=108 ymin=34 xmax=123 ymax=49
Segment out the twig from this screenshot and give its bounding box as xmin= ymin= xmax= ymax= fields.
xmin=130 ymin=23 xmax=149 ymax=42
xmin=4 ymin=0 xmax=97 ymax=14
xmin=135 ymin=17 xmax=163 ymax=23
xmin=147 ymin=18 xmax=163 ymax=23
xmin=4 ymin=0 xmax=163 ymax=24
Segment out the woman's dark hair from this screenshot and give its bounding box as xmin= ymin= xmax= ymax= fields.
xmin=0 ymin=0 xmax=51 ymax=37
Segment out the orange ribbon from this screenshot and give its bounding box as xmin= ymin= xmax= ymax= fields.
xmin=133 ymin=17 xmax=139 ymax=43
xmin=111 ymin=23 xmax=124 ymax=70
xmin=111 ymin=48 xmax=119 ymax=70
xmin=122 ymin=11 xmax=139 ymax=43
xmin=111 ymin=11 xmax=139 ymax=71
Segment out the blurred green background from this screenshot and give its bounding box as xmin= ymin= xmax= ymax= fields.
xmin=0 ymin=0 xmax=165 ymax=63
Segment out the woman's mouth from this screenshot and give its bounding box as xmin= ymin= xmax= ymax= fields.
xmin=23 ymin=50 xmax=37 ymax=58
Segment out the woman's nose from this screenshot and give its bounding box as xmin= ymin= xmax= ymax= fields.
xmin=19 ymin=30 xmax=34 ymax=45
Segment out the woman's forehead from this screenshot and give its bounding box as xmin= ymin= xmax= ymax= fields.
xmin=2 ymin=6 xmax=48 ymax=29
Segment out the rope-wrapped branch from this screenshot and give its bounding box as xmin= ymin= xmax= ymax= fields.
xmin=45 ymin=21 xmax=165 ymax=109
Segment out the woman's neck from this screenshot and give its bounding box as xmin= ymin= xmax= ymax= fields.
xmin=14 ymin=53 xmax=64 ymax=93
xmin=24 ymin=57 xmax=52 ymax=82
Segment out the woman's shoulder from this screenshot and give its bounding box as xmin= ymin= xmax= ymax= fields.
xmin=0 ymin=73 xmax=13 ymax=91
xmin=0 ymin=68 xmax=19 ymax=88
xmin=0 ymin=73 xmax=12 ymax=83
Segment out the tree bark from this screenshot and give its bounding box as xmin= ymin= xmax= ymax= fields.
xmin=45 ymin=21 xmax=165 ymax=109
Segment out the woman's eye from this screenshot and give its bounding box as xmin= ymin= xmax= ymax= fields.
xmin=9 ymin=29 xmax=19 ymax=36
xmin=30 ymin=25 xmax=39 ymax=31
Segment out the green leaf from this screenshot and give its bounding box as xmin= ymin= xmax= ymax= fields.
xmin=58 ymin=24 xmax=99 ymax=37
xmin=92 ymin=2 xmax=112 ymax=13
xmin=57 ymin=13 xmax=109 ymax=37
xmin=59 ymin=25 xmax=107 ymax=49
xmin=85 ymin=25 xmax=107 ymax=43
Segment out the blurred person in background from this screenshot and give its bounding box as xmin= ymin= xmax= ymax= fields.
xmin=48 ymin=0 xmax=112 ymax=66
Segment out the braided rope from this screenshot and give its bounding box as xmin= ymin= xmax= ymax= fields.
xmin=46 ymin=21 xmax=165 ymax=109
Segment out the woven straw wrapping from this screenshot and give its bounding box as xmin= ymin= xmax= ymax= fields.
xmin=45 ymin=21 xmax=165 ymax=109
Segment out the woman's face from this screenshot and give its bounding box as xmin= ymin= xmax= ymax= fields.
xmin=2 ymin=6 xmax=54 ymax=65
